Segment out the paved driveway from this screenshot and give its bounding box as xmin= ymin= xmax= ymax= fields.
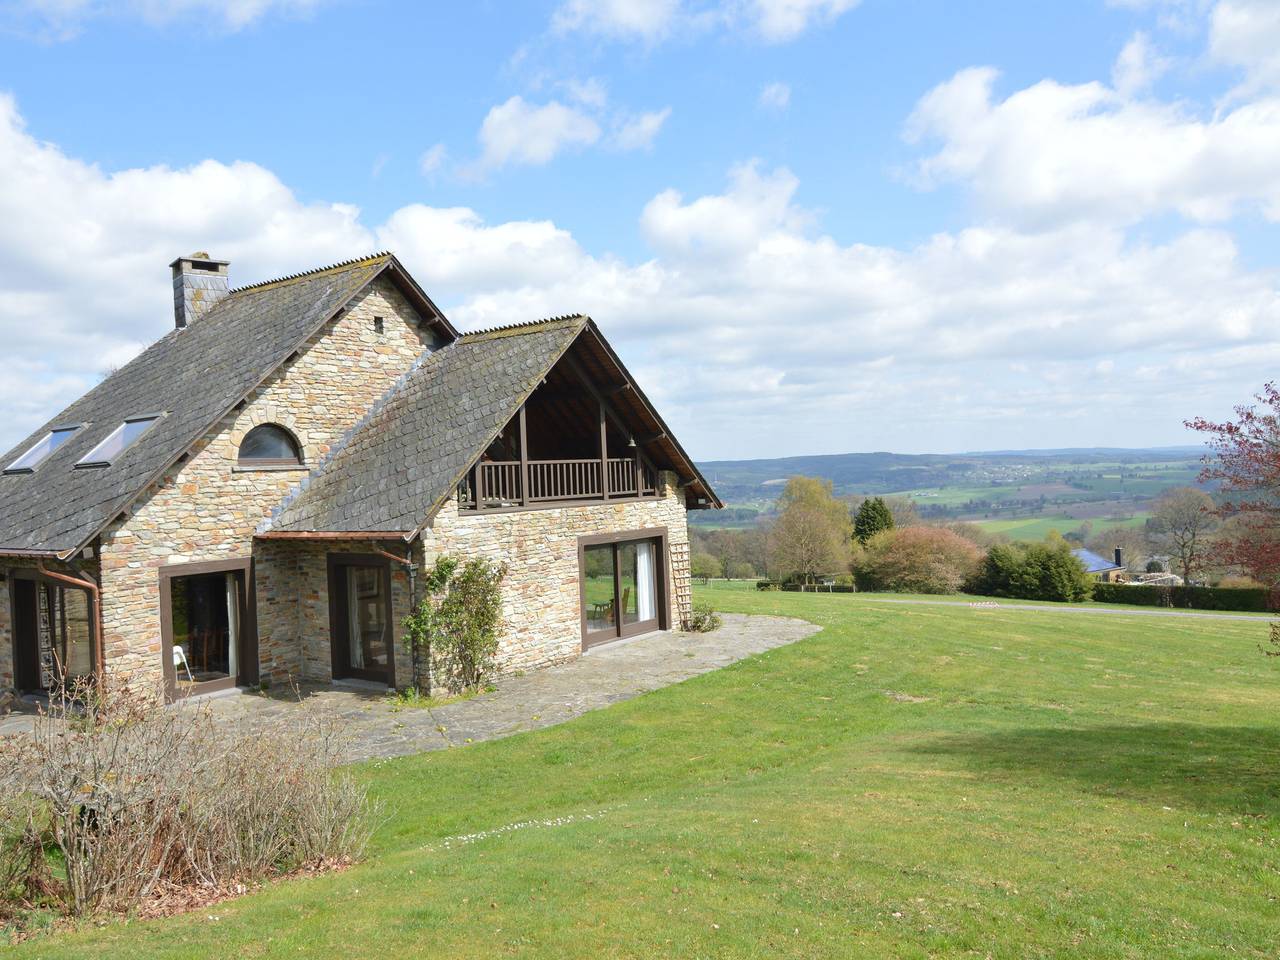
xmin=1 ymin=614 xmax=817 ymax=762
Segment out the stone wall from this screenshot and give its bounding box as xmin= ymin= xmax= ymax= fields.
xmin=423 ymin=471 xmax=692 ymax=676
xmin=281 ymin=539 xmax=415 ymax=688
xmin=96 ymin=276 xmax=435 ymax=688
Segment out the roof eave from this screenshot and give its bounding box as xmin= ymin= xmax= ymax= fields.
xmin=381 ymin=255 xmax=459 ymax=342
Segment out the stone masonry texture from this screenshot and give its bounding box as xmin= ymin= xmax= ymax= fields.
xmin=96 ymin=277 xmax=434 ymax=688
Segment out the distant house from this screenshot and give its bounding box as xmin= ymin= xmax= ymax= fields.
xmin=1071 ymin=547 xmax=1125 ymax=583
xmin=0 ymin=252 xmax=720 ymax=700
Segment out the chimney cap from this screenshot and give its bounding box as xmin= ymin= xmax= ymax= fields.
xmin=169 ymin=253 xmax=230 ymax=269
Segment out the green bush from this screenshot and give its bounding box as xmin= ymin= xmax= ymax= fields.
xmin=780 ymin=583 xmax=858 ymax=593
xmin=756 ymin=580 xmax=781 ymax=591
xmin=969 ymin=541 xmax=1092 ymax=602
xmin=856 ymin=526 xmax=982 ymax=595
xmin=687 ymin=602 xmax=723 ymax=632
xmin=1092 ymin=582 xmax=1273 ymax=612
xmin=403 ymin=556 xmax=507 ymax=694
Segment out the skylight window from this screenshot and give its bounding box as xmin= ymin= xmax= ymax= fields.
xmin=4 ymin=425 xmax=81 ymax=474
xmin=75 ymin=416 xmax=160 ymax=468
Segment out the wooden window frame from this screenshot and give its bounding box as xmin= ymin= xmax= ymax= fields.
xmin=326 ymin=553 xmax=397 ymax=688
xmin=235 ymin=423 xmax=305 ymax=470
xmin=158 ymin=557 xmax=258 ymax=702
xmin=7 ymin=567 xmax=100 ymax=692
xmin=577 ymin=526 xmax=670 ymax=652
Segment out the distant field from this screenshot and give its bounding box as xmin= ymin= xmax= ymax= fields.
xmin=975 ymin=512 xmax=1150 ymax=542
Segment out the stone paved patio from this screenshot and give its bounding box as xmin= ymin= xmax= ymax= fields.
xmin=0 ymin=614 xmax=817 ymax=762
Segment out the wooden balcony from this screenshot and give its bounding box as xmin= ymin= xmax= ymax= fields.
xmin=458 ymin=457 xmax=659 ymax=511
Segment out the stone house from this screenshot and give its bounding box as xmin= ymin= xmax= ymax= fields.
xmin=0 ymin=253 xmax=719 ymax=700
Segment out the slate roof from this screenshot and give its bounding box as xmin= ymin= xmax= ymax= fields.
xmin=1071 ymin=548 xmax=1122 ymax=574
xmin=0 ymin=253 xmax=452 ymax=556
xmin=266 ymin=316 xmax=589 ymax=536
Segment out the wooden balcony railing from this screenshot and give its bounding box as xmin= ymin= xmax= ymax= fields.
xmin=459 ymin=458 xmax=659 ymax=511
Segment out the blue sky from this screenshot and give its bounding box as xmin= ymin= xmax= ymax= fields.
xmin=1 ymin=0 xmax=1278 ymax=460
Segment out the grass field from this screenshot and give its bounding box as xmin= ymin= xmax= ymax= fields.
xmin=974 ymin=512 xmax=1150 ymax=541
xmin=13 ymin=588 xmax=1280 ymax=958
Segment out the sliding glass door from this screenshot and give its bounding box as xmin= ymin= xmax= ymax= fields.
xmin=580 ymin=531 xmax=666 ymax=649
xmin=160 ymin=558 xmax=257 ymax=700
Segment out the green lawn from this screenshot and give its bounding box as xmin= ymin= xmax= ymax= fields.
xmin=15 ymin=589 xmax=1280 ymax=957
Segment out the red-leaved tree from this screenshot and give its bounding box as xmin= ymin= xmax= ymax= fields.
xmin=1186 ymin=382 xmax=1280 ymax=587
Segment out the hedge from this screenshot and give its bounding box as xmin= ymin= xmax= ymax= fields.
xmin=780 ymin=583 xmax=858 ymax=593
xmin=1092 ymin=582 xmax=1274 ymax=612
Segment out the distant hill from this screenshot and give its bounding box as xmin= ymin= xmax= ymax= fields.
xmin=696 ymin=447 xmax=1206 ymax=514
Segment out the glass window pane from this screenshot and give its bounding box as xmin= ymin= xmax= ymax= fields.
xmin=170 ymin=572 xmax=238 ymax=689
xmin=582 ymin=544 xmax=616 ymax=633
xmin=62 ymin=588 xmax=93 ymax=680
xmin=6 ymin=426 xmax=79 ymax=472
xmin=346 ymin=567 xmax=387 ymax=671
xmin=77 ymin=417 xmax=157 ymax=466
xmin=239 ymin=425 xmax=301 ymax=463
xmin=621 ymin=540 xmax=658 ymax=626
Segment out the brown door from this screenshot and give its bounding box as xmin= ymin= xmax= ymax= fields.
xmin=580 ymin=535 xmax=664 ymax=650
xmin=329 ymin=556 xmax=395 ymax=686
xmin=11 ymin=578 xmax=41 ymax=692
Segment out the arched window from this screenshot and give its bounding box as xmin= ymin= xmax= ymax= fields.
xmin=238 ymin=424 xmax=303 ymax=467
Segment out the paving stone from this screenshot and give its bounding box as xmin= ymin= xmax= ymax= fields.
xmin=203 ymin=613 xmax=816 ymax=763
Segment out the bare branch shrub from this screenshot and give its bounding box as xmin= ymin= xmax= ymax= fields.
xmin=0 ymin=681 xmax=378 ymax=919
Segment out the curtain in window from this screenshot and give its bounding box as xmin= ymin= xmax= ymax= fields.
xmin=636 ymin=541 xmax=656 ymax=622
xmin=225 ymin=572 xmax=240 ymax=681
xmin=347 ymin=570 xmax=365 ymax=668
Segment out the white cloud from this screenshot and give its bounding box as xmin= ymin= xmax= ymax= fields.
xmin=746 ymin=0 xmax=860 ymax=41
xmin=759 ymin=81 xmax=791 ymax=110
xmin=549 ymin=0 xmax=858 ymax=44
xmin=5 ymin=0 xmax=323 ymax=35
xmin=2 ymin=94 xmax=1278 ymax=460
xmin=469 ymin=94 xmax=670 ymax=172
xmin=551 ymin=0 xmax=682 ymax=41
xmin=562 ymin=77 xmax=609 ymax=109
xmin=1112 ymin=32 xmax=1171 ymax=96
xmin=1210 ymin=0 xmax=1280 ymax=95
xmin=0 ymin=93 xmax=373 ymax=449
xmin=610 ymin=107 xmax=671 ymax=151
xmin=475 ymin=96 xmax=602 ymax=171
xmin=905 ymin=65 xmax=1280 ymax=228
xmin=418 ymin=143 xmax=447 ymax=178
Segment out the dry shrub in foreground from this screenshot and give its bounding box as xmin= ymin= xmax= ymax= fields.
xmin=0 ymin=683 xmax=378 ymax=918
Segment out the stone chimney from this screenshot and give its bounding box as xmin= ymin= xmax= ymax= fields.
xmin=1114 ymin=546 xmax=1124 ymax=568
xmin=170 ymin=253 xmax=230 ymax=329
